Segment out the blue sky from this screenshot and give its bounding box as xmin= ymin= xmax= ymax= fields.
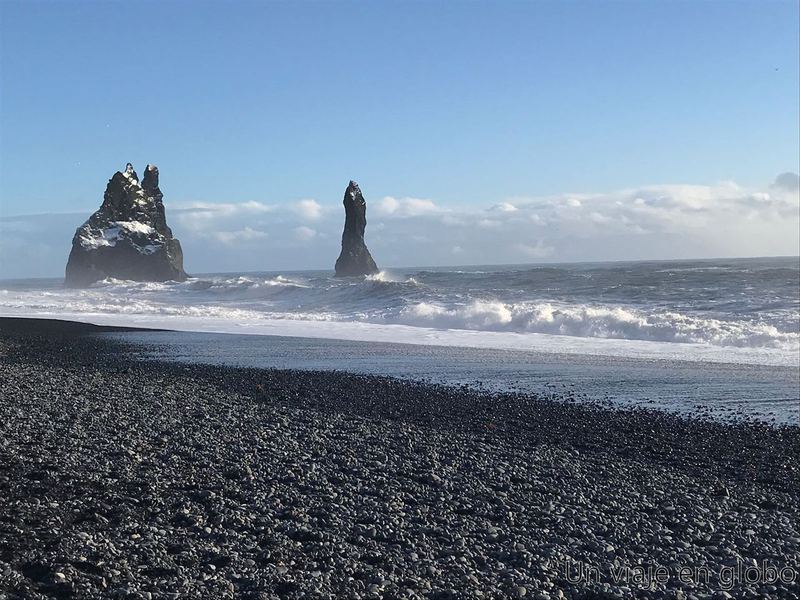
xmin=1 ymin=0 xmax=798 ymax=277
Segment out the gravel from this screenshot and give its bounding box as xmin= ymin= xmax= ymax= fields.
xmin=0 ymin=317 xmax=798 ymax=599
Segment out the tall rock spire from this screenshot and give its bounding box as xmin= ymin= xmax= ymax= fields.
xmin=334 ymin=180 xmax=379 ymax=277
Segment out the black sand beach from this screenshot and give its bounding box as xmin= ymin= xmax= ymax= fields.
xmin=0 ymin=317 xmax=798 ymax=599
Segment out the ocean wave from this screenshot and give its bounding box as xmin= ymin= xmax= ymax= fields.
xmin=1 ymin=261 xmax=797 ymax=355
xmin=1 ymin=290 xmax=796 ymax=351
xmin=393 ymin=300 xmax=800 ymax=350
xmin=191 ymin=275 xmax=309 ymax=293
xmin=654 ymin=267 xmax=736 ymax=273
xmin=90 ymin=275 xmax=309 ymax=300
xmin=91 ymin=278 xmax=174 ymax=291
xmin=365 ymin=270 xmax=421 ymax=286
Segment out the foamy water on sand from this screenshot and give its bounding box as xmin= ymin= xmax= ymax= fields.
xmin=109 ymin=329 xmax=798 ymax=425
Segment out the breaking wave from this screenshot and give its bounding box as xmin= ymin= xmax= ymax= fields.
xmin=393 ymin=301 xmax=799 ymax=350
xmin=365 ymin=270 xmax=421 ymax=286
xmin=95 ymin=275 xmax=308 ymax=292
xmin=1 ymin=257 xmax=798 ymax=359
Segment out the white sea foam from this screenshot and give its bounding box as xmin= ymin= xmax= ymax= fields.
xmin=395 ymin=301 xmax=800 ymax=350
xmin=365 ymin=270 xmax=420 ymax=285
xmin=1 ymin=259 xmax=798 ymax=367
xmin=0 ymin=296 xmax=796 ymax=367
xmin=2 ymin=308 xmax=796 ymax=367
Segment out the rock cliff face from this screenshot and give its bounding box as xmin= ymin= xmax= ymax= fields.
xmin=65 ymin=163 xmax=187 ymax=287
xmin=334 ymin=181 xmax=379 ymax=277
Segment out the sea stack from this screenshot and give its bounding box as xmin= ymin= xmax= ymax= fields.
xmin=65 ymin=163 xmax=187 ymax=287
xmin=334 ymin=180 xmax=379 ymax=277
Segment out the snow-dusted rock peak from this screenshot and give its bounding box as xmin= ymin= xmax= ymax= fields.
xmin=65 ymin=163 xmax=187 ymax=287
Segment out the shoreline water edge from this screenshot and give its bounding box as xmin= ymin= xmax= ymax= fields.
xmin=0 ymin=317 xmax=798 ymax=599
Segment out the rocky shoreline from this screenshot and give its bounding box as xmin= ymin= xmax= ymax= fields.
xmin=0 ymin=318 xmax=798 ymax=599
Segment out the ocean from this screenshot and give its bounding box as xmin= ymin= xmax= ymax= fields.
xmin=2 ymin=256 xmax=798 ymax=423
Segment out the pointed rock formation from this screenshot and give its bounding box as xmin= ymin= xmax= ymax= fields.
xmin=334 ymin=180 xmax=379 ymax=277
xmin=65 ymin=163 xmax=187 ymax=287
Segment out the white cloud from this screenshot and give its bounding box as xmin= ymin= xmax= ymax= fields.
xmin=176 ymin=200 xmax=274 ymax=217
xmin=173 ymin=201 xmax=276 ymax=233
xmin=210 ymin=227 xmax=268 ymax=245
xmin=1 ymin=173 xmax=797 ymax=277
xmin=491 ymin=202 xmax=518 ymax=213
xmin=378 ymin=196 xmax=399 ymax=215
xmin=528 ymin=214 xmax=545 ymax=225
xmin=440 ymin=214 xmax=465 ymax=227
xmin=294 ymin=199 xmax=323 ymax=221
xmin=505 ymin=179 xmax=799 ymax=237
xmin=477 ymin=219 xmax=502 ymax=229
xmin=376 ymin=196 xmax=441 ymax=217
xmin=772 ymin=172 xmax=800 ymax=192
xmin=515 ymin=240 xmax=555 ymax=258
xmin=293 ymin=225 xmax=317 ymax=241
xmin=589 ymin=211 xmax=612 ymax=225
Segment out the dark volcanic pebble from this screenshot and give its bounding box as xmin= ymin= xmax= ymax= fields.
xmin=0 ymin=318 xmax=798 ymax=599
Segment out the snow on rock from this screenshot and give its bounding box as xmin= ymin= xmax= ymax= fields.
xmin=65 ymin=163 xmax=187 ymax=287
xmin=116 ymin=220 xmax=156 ymax=236
xmin=123 ymin=162 xmax=138 ymax=181
xmin=78 ymin=226 xmax=121 ymax=250
xmin=77 ymin=221 xmax=159 ymax=251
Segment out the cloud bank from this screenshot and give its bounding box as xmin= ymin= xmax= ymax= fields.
xmin=1 ymin=175 xmax=798 ymax=278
